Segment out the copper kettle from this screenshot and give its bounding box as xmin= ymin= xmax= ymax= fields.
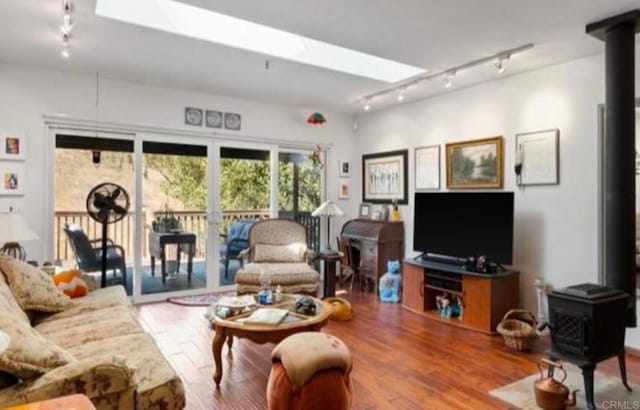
xmin=534 ymin=359 xmax=578 ymax=410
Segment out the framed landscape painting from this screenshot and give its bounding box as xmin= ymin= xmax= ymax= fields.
xmin=446 ymin=136 xmax=503 ymax=189
xmin=362 ymin=149 xmax=408 ymax=204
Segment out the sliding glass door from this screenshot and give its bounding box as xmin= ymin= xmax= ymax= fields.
xmin=138 ymin=139 xmax=212 ymax=296
xmin=53 ymin=129 xmax=323 ymax=301
xmin=213 ymin=141 xmax=276 ymax=288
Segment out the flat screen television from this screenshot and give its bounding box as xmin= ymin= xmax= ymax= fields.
xmin=413 ymin=192 xmax=514 ymax=264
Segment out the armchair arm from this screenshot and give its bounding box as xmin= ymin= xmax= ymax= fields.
xmin=90 ymin=238 xmax=115 ymax=246
xmin=237 ymin=246 xmax=252 ymax=268
xmin=105 ymin=244 xmax=126 ymax=257
xmin=305 ymin=249 xmax=317 ymax=265
xmin=0 ymin=355 xmax=135 ymax=406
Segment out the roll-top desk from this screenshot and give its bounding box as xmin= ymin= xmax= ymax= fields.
xmin=340 ymin=219 xmax=404 ymax=294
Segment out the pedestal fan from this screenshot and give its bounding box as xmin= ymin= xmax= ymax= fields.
xmin=86 ymin=183 xmax=130 ymax=287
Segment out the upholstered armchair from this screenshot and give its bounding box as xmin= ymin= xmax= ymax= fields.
xmin=235 ymin=219 xmax=319 ymax=295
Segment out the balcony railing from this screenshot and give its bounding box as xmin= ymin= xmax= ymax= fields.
xmin=54 ymin=209 xmax=320 ymax=263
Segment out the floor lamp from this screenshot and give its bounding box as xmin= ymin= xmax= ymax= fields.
xmin=312 ymin=200 xmax=345 ymax=255
xmin=0 ymin=207 xmax=39 ymax=261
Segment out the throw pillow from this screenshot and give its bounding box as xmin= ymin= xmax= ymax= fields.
xmin=254 ymin=244 xmax=307 ymax=263
xmin=53 ymin=270 xmax=88 ymax=298
xmin=0 ymin=312 xmax=75 ymax=379
xmin=0 ymin=256 xmax=73 ymax=312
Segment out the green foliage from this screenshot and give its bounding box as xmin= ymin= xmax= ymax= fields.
xmin=451 ymin=148 xmax=475 ymax=181
xmin=478 ymin=152 xmax=496 ymax=178
xmin=145 ymin=154 xmax=320 ymax=212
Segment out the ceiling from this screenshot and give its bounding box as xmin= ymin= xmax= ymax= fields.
xmin=0 ymin=0 xmax=638 ymax=114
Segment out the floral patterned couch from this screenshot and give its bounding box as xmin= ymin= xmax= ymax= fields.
xmin=0 ymin=256 xmax=185 ymax=409
xmin=235 ymin=219 xmax=319 ymax=295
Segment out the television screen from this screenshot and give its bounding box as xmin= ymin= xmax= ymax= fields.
xmin=413 ymin=192 xmax=514 ymax=264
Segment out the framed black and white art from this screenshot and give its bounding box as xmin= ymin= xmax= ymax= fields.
xmin=362 ymin=149 xmax=408 ymax=204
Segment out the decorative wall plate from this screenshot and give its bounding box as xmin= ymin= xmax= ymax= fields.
xmin=185 ymin=107 xmax=203 ymax=126
xmin=224 ymin=112 xmax=241 ymax=130
xmin=206 ymin=110 xmax=223 ymax=128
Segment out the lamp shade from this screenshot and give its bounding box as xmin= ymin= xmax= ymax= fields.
xmin=312 ymin=200 xmax=345 ymax=217
xmin=0 ymin=209 xmax=39 ymax=243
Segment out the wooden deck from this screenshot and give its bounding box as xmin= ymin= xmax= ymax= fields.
xmin=134 ymin=289 xmax=640 ymax=409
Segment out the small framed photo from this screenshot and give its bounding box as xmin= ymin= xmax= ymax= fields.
xmin=359 ymin=203 xmax=371 ymax=219
xmin=339 ymin=160 xmax=350 ymax=177
xmin=338 ymin=180 xmax=350 ymax=199
xmin=184 ymin=107 xmax=203 ymax=126
xmin=0 ymin=164 xmax=24 ymax=196
xmin=0 ymin=133 xmax=26 ymax=160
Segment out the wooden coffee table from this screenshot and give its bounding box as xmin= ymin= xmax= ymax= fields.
xmin=210 ymin=294 xmax=332 ymax=386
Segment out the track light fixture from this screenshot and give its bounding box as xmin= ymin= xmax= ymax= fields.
xmin=61 ymin=34 xmax=70 ymax=58
xmin=397 ymin=87 xmax=407 ymax=102
xmin=60 ymin=0 xmax=74 ymax=59
xmin=357 ymin=43 xmax=533 ymax=106
xmin=363 ymin=98 xmax=372 ymax=111
xmin=444 ymin=72 xmax=455 ymax=88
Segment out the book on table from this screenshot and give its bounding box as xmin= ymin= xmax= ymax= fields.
xmin=242 ymin=308 xmax=289 ymax=325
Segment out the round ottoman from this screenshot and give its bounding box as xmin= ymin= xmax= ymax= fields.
xmin=267 ymin=332 xmax=353 ymax=410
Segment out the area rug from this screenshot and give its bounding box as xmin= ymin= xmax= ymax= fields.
xmin=167 ymin=290 xmax=236 ymax=306
xmin=489 ymin=363 xmax=640 ymax=409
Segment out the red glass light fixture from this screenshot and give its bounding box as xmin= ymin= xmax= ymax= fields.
xmin=307 ymin=112 xmax=327 ymax=125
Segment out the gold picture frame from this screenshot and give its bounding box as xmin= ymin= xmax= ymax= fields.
xmin=446 ymin=136 xmax=503 ymax=189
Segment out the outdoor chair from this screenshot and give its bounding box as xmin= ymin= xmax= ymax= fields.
xmin=63 ymin=224 xmax=127 ymax=287
xmin=219 ymin=219 xmax=254 ymax=279
xmin=235 ymin=219 xmax=319 ymax=295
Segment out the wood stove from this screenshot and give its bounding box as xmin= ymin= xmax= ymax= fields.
xmin=545 ymin=283 xmax=631 ymax=410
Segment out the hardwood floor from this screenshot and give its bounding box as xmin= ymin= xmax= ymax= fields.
xmin=134 ymin=289 xmax=640 ymax=409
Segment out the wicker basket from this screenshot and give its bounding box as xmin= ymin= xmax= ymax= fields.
xmin=497 ymin=309 xmax=538 ymax=351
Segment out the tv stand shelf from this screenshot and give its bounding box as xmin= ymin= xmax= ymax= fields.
xmin=402 ymin=258 xmax=519 ymax=334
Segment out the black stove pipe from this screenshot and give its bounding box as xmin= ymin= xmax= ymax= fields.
xmin=587 ymin=11 xmax=639 ymax=327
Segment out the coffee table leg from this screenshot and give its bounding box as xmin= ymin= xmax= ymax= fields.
xmin=212 ymin=329 xmax=226 ymax=387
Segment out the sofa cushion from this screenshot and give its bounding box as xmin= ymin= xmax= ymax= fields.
xmin=254 ymin=244 xmax=307 ymax=263
xmin=34 ymin=306 xmax=143 ymax=349
xmin=0 ymin=257 xmax=73 ymax=313
xmin=0 ymin=271 xmax=30 ymax=325
xmin=33 ymin=285 xmax=130 ymax=325
xmin=0 ymin=312 xmax=75 ymax=379
xmin=68 ymin=333 xmax=185 ymax=409
xmin=236 ymin=263 xmax=319 ymax=285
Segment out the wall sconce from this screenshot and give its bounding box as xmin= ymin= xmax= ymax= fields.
xmin=92 ymin=150 xmax=101 ymax=164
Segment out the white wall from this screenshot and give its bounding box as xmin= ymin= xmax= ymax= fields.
xmin=355 ymin=51 xmax=640 ymax=348
xmin=0 ymin=62 xmax=359 ymax=261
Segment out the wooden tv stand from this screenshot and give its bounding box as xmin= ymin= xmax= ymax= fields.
xmin=402 ymin=258 xmax=519 ymax=334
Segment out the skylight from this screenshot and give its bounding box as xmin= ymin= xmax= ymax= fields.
xmin=95 ymin=0 xmax=426 ymax=83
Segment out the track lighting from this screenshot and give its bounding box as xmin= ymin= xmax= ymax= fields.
xmin=59 ymin=0 xmax=74 ymax=58
xmin=357 ymin=43 xmax=533 ymax=107
xmin=61 ymin=34 xmax=70 ymax=58
xmin=444 ymin=72 xmax=454 ymax=88
xmin=397 ymin=87 xmax=406 ymax=102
